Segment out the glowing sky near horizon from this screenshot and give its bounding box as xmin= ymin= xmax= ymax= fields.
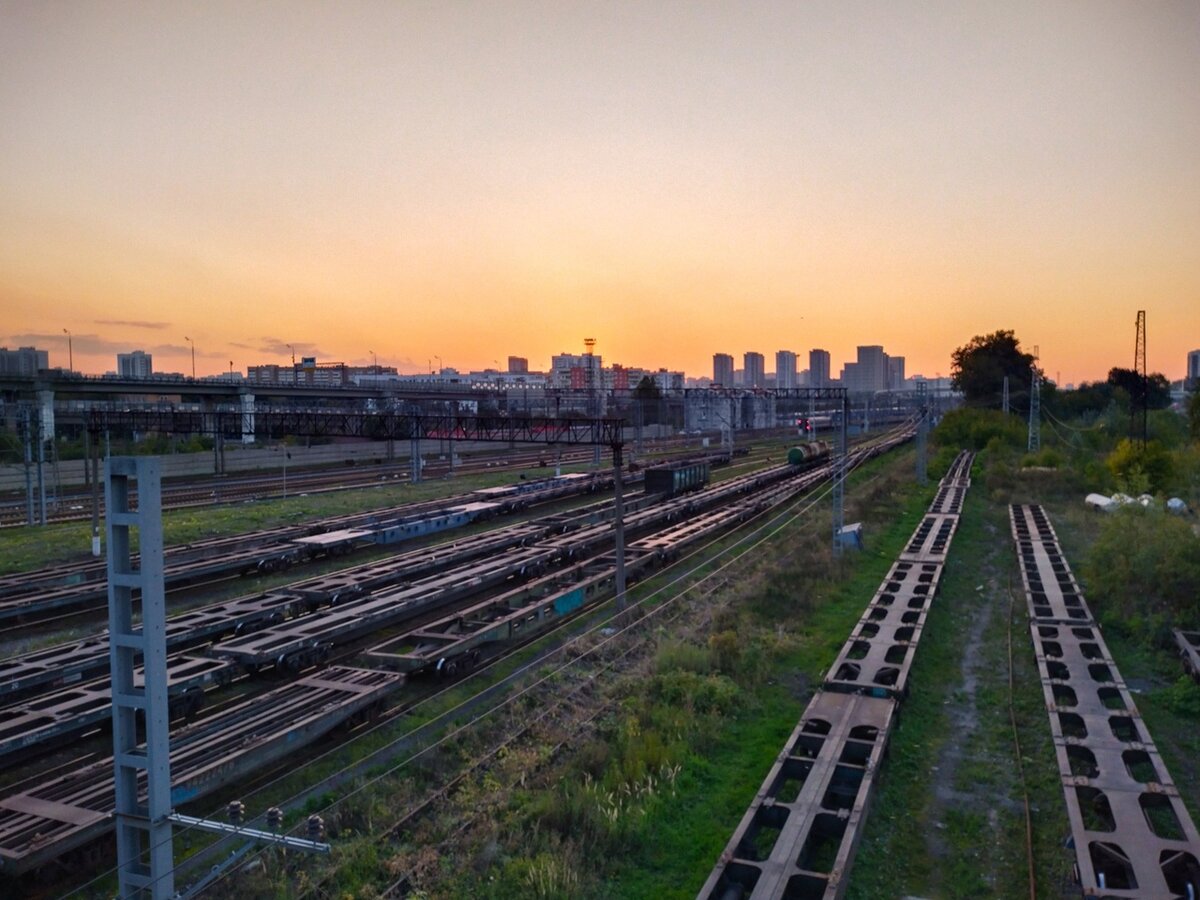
xmin=2 ymin=1 xmax=1198 ymax=383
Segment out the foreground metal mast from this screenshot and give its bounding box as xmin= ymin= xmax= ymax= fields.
xmin=106 ymin=457 xmax=173 ymax=899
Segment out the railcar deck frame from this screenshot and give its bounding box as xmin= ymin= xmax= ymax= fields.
xmin=1010 ymin=504 xmax=1200 ymax=898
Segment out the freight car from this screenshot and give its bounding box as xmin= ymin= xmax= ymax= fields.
xmin=644 ymin=460 xmax=710 ymax=498
xmin=786 ymin=440 xmax=832 ymax=466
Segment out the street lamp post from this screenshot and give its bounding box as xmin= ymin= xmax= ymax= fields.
xmin=184 ymin=336 xmax=195 ymax=379
xmin=62 ymin=328 xmax=72 ymax=373
xmin=370 ymin=349 xmax=377 ymax=373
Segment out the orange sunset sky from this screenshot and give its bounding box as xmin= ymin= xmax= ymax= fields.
xmin=2 ymin=2 xmax=1198 ymax=384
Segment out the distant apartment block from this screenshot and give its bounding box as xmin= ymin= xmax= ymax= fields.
xmin=507 ymin=356 xmax=529 ymax=374
xmin=743 ymin=352 xmax=765 ymax=389
xmin=713 ymin=353 xmax=734 ymax=387
xmin=117 ymin=350 xmax=153 ymax=379
xmin=550 ymin=352 xmax=602 ymax=390
xmin=1187 ymin=349 xmax=1200 ymax=389
xmin=836 ymin=346 xmax=914 ymax=393
xmin=808 ymin=349 xmax=831 ymax=388
xmin=775 ymin=350 xmax=798 ymax=389
xmin=0 ymin=346 xmax=49 ymax=376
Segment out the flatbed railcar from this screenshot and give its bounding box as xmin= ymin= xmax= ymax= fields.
xmin=698 ymin=449 xmax=971 ymax=900
xmin=0 ymin=472 xmax=616 ymax=625
xmin=0 ymin=667 xmax=402 ymax=876
xmin=0 ymin=656 xmax=233 ymax=761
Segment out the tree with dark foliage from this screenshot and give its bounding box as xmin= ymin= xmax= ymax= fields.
xmin=1107 ymin=367 xmax=1172 ymax=411
xmin=950 ymin=330 xmax=1039 ymax=409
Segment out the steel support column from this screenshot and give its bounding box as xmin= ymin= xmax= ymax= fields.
xmin=106 ymin=457 xmax=173 ymax=899
xmin=832 ymin=395 xmax=847 ymax=556
xmin=613 ymin=444 xmax=626 ymax=609
xmin=410 ymin=436 xmax=422 ymax=484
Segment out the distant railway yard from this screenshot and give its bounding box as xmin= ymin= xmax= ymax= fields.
xmin=1 ymin=422 xmax=1198 ymax=899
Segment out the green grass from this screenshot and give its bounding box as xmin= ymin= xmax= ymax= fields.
xmin=848 ymin=482 xmax=1074 ymax=899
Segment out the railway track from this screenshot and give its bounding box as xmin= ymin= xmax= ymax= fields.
xmin=0 ymin=470 xmax=627 ymax=629
xmin=698 ymin=449 xmax=974 ymax=899
xmin=1010 ymin=504 xmax=1200 ymax=897
xmin=0 ymin=431 xmax=743 ymax=528
xmin=0 ymin=437 xmax=883 ymax=884
xmin=0 ymin=431 xmax=914 ymax=890
xmin=0 ymin=445 xmax=600 ymax=528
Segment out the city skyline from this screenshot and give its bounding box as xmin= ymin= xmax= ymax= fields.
xmin=3 ymin=3 xmax=1198 ymax=383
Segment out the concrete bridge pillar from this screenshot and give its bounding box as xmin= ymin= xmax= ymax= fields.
xmin=37 ymin=389 xmax=55 ymax=441
xmin=239 ymin=391 xmax=255 ymax=444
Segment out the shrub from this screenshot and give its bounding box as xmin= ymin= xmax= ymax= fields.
xmin=1160 ymin=676 xmax=1200 ymax=719
xmin=1106 ymin=439 xmax=1174 ymax=494
xmin=933 ymin=408 xmax=1025 ymax=452
xmin=654 ymin=640 xmax=710 ymax=675
xmin=1083 ymin=506 xmax=1200 ymax=627
xmin=1020 ymin=447 xmax=1063 ymax=469
xmin=708 ymin=630 xmax=740 ymax=675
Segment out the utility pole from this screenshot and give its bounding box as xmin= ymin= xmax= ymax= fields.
xmin=1002 ymin=376 xmax=1009 ymax=414
xmin=184 ymin=335 xmax=195 ymax=379
xmin=613 ymin=443 xmax=626 ymax=610
xmin=584 ymin=338 xmax=600 ymax=466
xmin=832 ymin=394 xmax=847 ymax=556
xmin=1027 ymin=370 xmax=1040 ymax=453
xmin=916 ymin=380 xmax=928 ymax=484
xmin=21 ymin=407 xmax=34 ymax=525
xmin=63 ymin=327 xmax=73 ymax=372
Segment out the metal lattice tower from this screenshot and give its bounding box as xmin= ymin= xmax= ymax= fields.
xmin=1027 ymin=370 xmax=1041 ymax=453
xmin=584 ymin=338 xmax=600 ymax=465
xmin=1133 ymin=310 xmax=1148 ymax=448
xmin=106 ymin=457 xmax=173 ymax=899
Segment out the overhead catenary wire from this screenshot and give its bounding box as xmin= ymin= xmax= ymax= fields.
xmin=62 ymin=422 xmax=915 ymax=899
xmin=190 ymin=425 xmax=915 ymax=898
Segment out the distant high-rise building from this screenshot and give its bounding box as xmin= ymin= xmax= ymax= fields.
xmin=1188 ymin=349 xmax=1200 ymax=389
xmin=744 ymin=352 xmax=765 ymax=389
xmin=713 ymin=353 xmax=734 ymax=387
xmin=809 ymin=349 xmax=831 ymax=388
xmin=775 ymin=350 xmax=798 ymax=390
xmin=117 ymin=350 xmax=153 ymax=379
xmin=507 ymin=356 xmax=528 ymax=374
xmin=887 ymin=355 xmax=906 ymax=390
xmin=842 ymin=345 xmax=888 ymax=393
xmin=0 ymin=346 xmax=49 ymax=376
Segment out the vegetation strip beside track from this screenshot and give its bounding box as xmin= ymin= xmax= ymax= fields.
xmin=158 ymin=443 xmax=923 ymax=898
